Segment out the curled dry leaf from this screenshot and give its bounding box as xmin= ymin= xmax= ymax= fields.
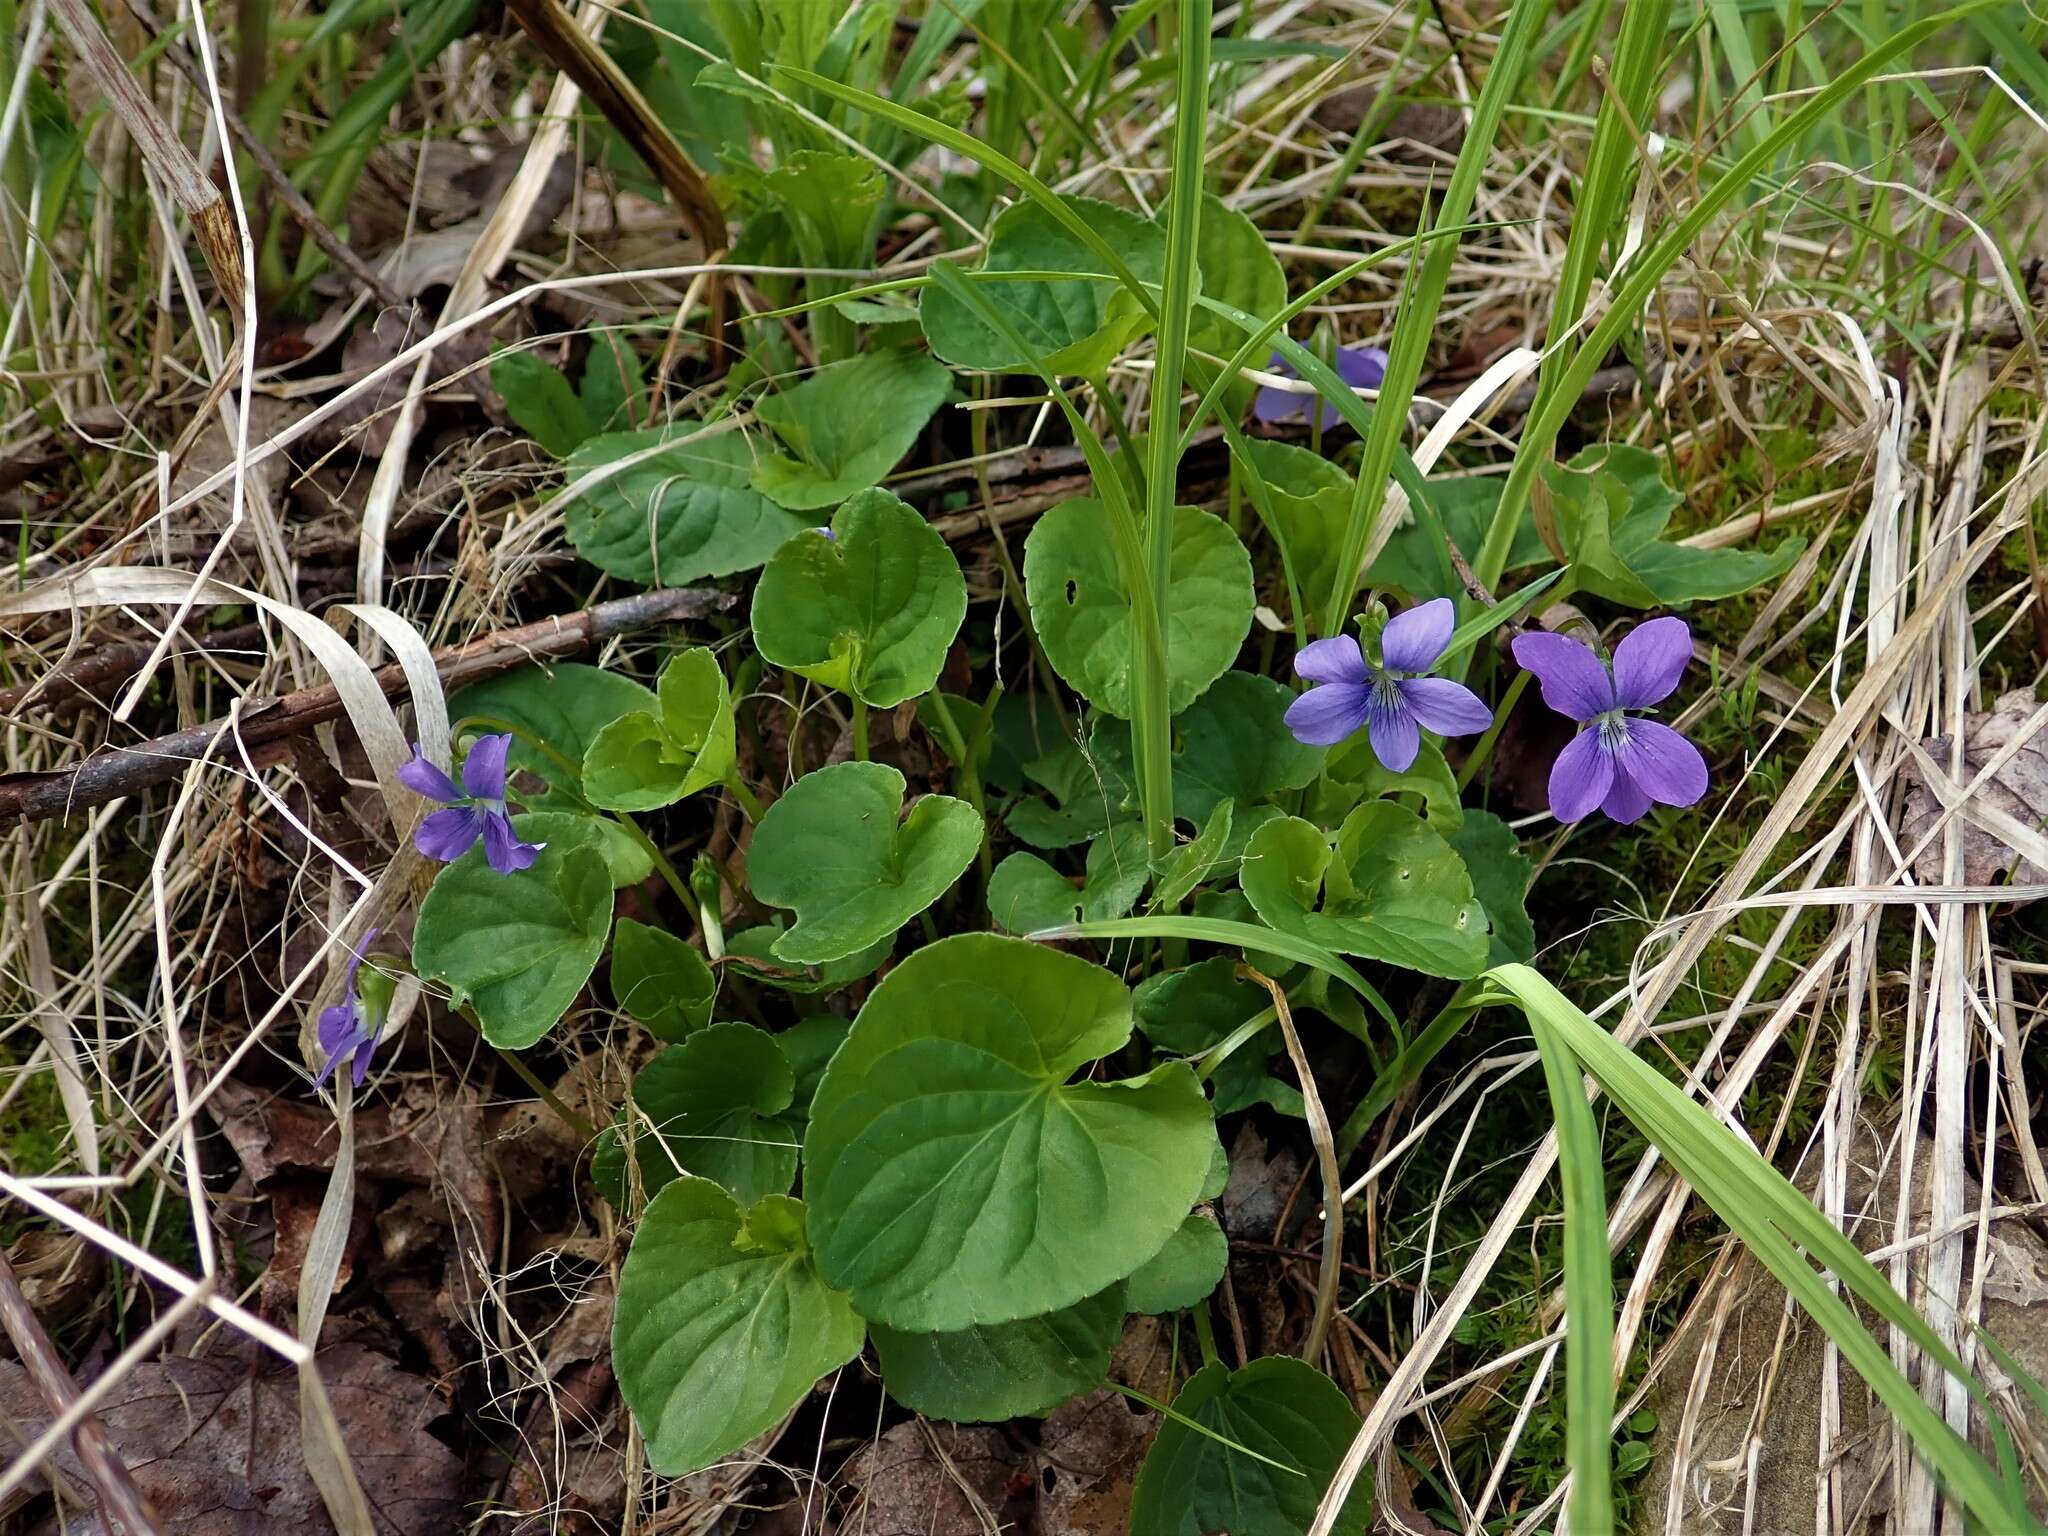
xmin=1900 ymin=688 xmax=2048 ymax=890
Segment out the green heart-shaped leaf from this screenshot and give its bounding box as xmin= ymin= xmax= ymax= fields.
xmin=1171 ymin=671 xmax=1324 ymax=822
xmin=582 ymin=647 xmax=736 ymax=812
xmin=1449 ymin=809 xmax=1535 ymax=967
xmin=614 ymin=1179 xmax=864 ymax=1476
xmin=1308 ymin=738 xmax=1463 ymax=831
xmin=448 ymin=666 xmax=665 ymax=879
xmin=491 ymin=349 xmax=593 ymax=457
xmin=413 ymin=838 xmax=613 ymax=1048
xmin=987 ymin=822 xmax=1149 ymax=933
xmin=1025 ymin=500 xmax=1253 ymax=718
xmin=1149 ymin=799 xmax=1238 ymax=911
xmin=563 ymin=425 xmax=811 ymax=585
xmin=1125 ymin=1213 xmax=1228 ymax=1314
xmin=1366 ymin=474 xmax=1550 ymax=601
xmin=1181 ymin=193 xmax=1285 ymax=369
xmin=803 ymin=933 xmax=1216 ymax=1330
xmin=750 ymin=488 xmax=967 ymax=707
xmin=514 ymin=810 xmax=651 ymax=887
xmin=870 ymin=1285 xmax=1126 ymax=1422
xmin=751 ymin=350 xmax=952 ymax=510
xmin=748 ymin=761 xmax=981 ymax=964
xmin=1129 ymin=1357 xmax=1372 ymax=1536
xmin=920 ymin=197 xmax=1168 ymax=376
xmin=1133 ymin=956 xmax=1301 ymax=1118
xmin=1239 ymin=438 xmax=1351 ymax=602
xmin=594 ymin=1023 xmax=798 ymax=1206
xmin=1241 ymin=804 xmax=1489 ymax=979
xmin=610 ymin=918 xmax=715 ymax=1040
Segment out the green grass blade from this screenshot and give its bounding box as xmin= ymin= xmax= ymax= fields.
xmin=1485 ymin=964 xmax=2039 ymax=1533
xmin=1474 ymin=0 xmax=2002 ymax=594
xmin=1134 ymin=0 xmax=1214 ymax=861
xmin=779 ymin=65 xmax=1156 ymax=315
xmin=1317 ymin=0 xmax=1559 ymax=633
xmin=1031 ymin=916 xmax=1396 ymax=1029
xmin=1524 ymin=1003 xmax=1615 ymax=1535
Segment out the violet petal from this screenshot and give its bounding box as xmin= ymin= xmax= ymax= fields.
xmin=397 ymin=748 xmax=462 ymax=804
xmin=1294 ymin=635 xmax=1369 ymax=686
xmin=461 ymin=732 xmax=515 ymax=802
xmin=482 ymin=811 xmax=544 ymax=875
xmin=1380 ymin=598 xmax=1456 ymax=672
xmin=1547 ymin=726 xmax=1616 ymax=823
xmin=1511 ymin=631 xmax=1615 ymax=722
xmin=1365 ymin=692 xmax=1421 ymax=772
xmin=1284 ymin=682 xmax=1373 ymax=747
xmin=1396 ymin=676 xmax=1493 ymax=738
xmin=415 ymin=805 xmax=486 ymax=863
xmin=1335 ymin=345 xmax=1389 ymax=388
xmin=1610 ymin=617 xmax=1693 ymax=710
xmin=1600 ymin=768 xmax=1655 ymax=824
xmin=1617 ymin=718 xmax=1708 ymax=808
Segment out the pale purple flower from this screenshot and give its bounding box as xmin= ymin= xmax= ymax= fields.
xmin=316 ymin=929 xmax=382 ymax=1088
xmin=1510 ymin=617 xmax=1709 ymax=825
xmin=1284 ymin=598 xmax=1493 ymax=769
xmin=1253 ymin=344 xmax=1389 ymax=428
xmin=810 ymin=526 xmax=835 ymax=540
xmin=399 ymin=733 xmax=544 ymax=873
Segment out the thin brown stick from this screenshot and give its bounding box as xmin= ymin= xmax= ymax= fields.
xmin=1243 ymin=965 xmax=1343 ymax=1364
xmin=0 ymin=587 xmax=733 ymax=826
xmin=0 ymin=1251 xmax=161 ymax=1535
xmin=0 ymin=622 xmax=266 ymax=717
xmin=501 ymin=0 xmax=732 ymax=365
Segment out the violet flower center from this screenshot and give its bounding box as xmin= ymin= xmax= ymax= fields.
xmin=1597 ymin=711 xmax=1633 ymax=753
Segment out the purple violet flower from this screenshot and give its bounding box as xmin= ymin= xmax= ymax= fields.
xmin=1509 ymin=616 xmax=1709 ymax=825
xmin=315 ymin=929 xmax=383 ymax=1088
xmin=1253 ymin=344 xmax=1389 ymax=428
xmin=1284 ymin=598 xmax=1494 ymax=769
xmin=399 ymin=733 xmax=544 ymax=874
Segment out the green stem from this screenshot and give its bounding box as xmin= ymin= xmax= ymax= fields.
xmin=725 ymin=772 xmax=765 ymax=824
xmin=1191 ymin=1297 xmax=1224 ymax=1368
xmin=1456 ymin=669 xmax=1530 ymax=793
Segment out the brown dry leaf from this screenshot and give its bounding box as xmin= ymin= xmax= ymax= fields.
xmin=1220 ymin=1121 xmax=1303 ymax=1242
xmin=1900 ymin=688 xmax=2048 ymax=889
xmin=0 ymin=1340 xmax=462 ymax=1535
xmin=1034 ymin=1318 xmax=1167 ymax=1536
xmin=841 ymin=1420 xmax=1025 ymax=1536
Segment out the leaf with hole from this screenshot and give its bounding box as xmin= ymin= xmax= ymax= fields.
xmin=594 ymin=1024 xmax=798 ymax=1207
xmin=920 ymin=197 xmax=1168 ymax=376
xmin=803 ymin=933 xmax=1215 ymax=1330
xmin=582 ymin=647 xmax=736 ymax=813
xmin=1025 ymin=500 xmax=1253 ymax=718
xmin=870 ymin=1285 xmax=1125 ymax=1422
xmin=750 ymin=487 xmax=967 ymax=707
xmin=609 ymin=918 xmax=714 ymax=1041
xmin=747 ymin=761 xmax=981 ymax=965
xmin=1124 ymin=1213 xmax=1228 ymax=1314
xmin=751 ymin=349 xmax=952 ymax=510
xmin=613 ymin=1179 xmax=864 ymax=1477
xmin=1129 ymin=1356 xmax=1373 ymax=1535
xmin=412 ymin=835 xmax=613 ymax=1048
xmin=563 ymin=425 xmax=810 ymax=585
xmin=1241 ymin=804 xmax=1490 ymax=979
xmin=1449 ymin=809 xmax=1535 ymax=966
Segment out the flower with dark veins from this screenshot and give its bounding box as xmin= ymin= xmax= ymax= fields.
xmin=399 ymin=733 xmax=545 ymax=873
xmin=1283 ymin=598 xmax=1493 ymax=769
xmin=1510 ymin=616 xmax=1708 ymax=824
xmin=315 ymin=929 xmax=392 ymax=1088
xmin=1253 ymin=344 xmax=1389 ymax=428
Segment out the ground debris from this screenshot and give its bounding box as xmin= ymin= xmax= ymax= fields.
xmin=0 ymin=1337 xmax=462 ymax=1535
xmin=1900 ymin=687 xmax=2048 ymax=890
